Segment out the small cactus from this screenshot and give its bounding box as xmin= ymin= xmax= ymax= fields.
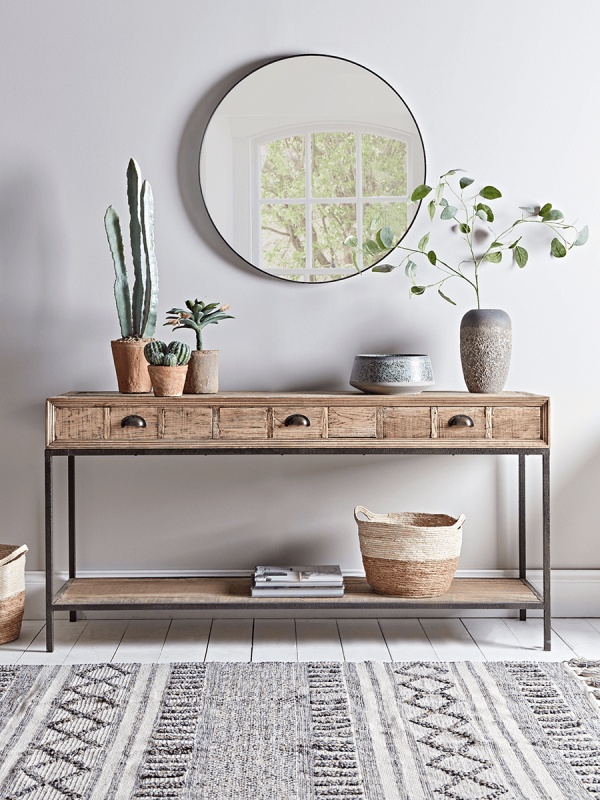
xmin=167 ymin=340 xmax=191 ymax=365
xmin=145 ymin=340 xmax=190 ymax=366
xmin=144 ymin=340 xmax=167 ymax=365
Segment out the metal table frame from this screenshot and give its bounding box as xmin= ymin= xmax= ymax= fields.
xmin=44 ymin=446 xmax=550 ymax=652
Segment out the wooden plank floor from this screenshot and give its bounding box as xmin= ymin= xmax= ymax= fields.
xmin=0 ymin=618 xmax=595 ymax=664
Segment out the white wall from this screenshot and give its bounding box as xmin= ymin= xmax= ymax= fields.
xmin=0 ymin=1 xmax=598 ymax=581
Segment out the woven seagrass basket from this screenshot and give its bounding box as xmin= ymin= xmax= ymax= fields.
xmin=0 ymin=544 xmax=28 ymax=644
xmin=354 ymin=507 xmax=465 ymax=597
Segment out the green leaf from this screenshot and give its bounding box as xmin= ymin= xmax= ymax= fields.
xmin=458 ymin=223 xmax=471 ymax=234
xmin=428 ymin=200 xmax=436 ymax=221
xmin=479 ymin=185 xmax=502 ymax=200
xmin=574 ymin=225 xmax=589 ymax=246
xmin=440 ymin=205 xmax=458 ymax=220
xmin=542 ymin=209 xmax=564 ymax=222
xmin=490 ymin=241 xmax=503 ymax=248
xmin=418 ymin=232 xmax=430 ymax=252
xmin=440 ymin=198 xmax=449 ymax=208
xmin=459 ymin=177 xmax=474 ymax=189
xmin=435 ymin=183 xmax=444 ymax=204
xmin=405 ymin=260 xmax=417 ymax=278
xmin=438 ymin=288 xmax=456 ymax=305
xmin=377 ymin=225 xmax=394 ymax=249
xmin=539 ymin=203 xmax=552 ymax=217
xmin=411 ymin=285 xmax=426 ymax=295
xmin=344 ymin=235 xmax=358 ymax=249
xmin=551 ymin=237 xmax=567 ymax=258
xmin=483 ymin=251 xmax=502 ymax=263
xmin=514 ymin=245 xmax=528 ymax=268
xmin=411 ymin=184 xmax=432 ymax=202
xmin=476 ymin=210 xmax=487 ymax=220
xmin=508 ymin=237 xmax=522 ymax=249
xmin=352 ymin=252 xmax=360 ymax=271
xmin=363 ymin=239 xmax=382 ymax=256
xmin=372 ymin=263 xmax=395 ymax=273
xmin=519 ymin=206 xmax=536 ymax=214
xmin=440 ymin=168 xmax=462 ymax=177
xmin=475 ymin=203 xmax=494 ymax=222
xmin=427 ymin=250 xmax=437 ymax=265
xmin=370 ymin=212 xmax=385 ymax=231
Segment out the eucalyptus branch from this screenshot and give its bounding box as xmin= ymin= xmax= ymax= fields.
xmin=344 ymin=170 xmax=588 ymax=309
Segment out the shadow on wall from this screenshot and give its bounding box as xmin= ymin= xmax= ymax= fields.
xmin=176 ymin=54 xmax=292 ymax=281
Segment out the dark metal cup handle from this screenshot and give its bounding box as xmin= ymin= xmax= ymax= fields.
xmin=121 ymin=415 xmax=147 ymax=428
xmin=448 ymin=414 xmax=474 ymax=428
xmin=284 ymin=414 xmax=311 ymax=427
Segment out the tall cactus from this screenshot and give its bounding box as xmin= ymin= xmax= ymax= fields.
xmin=104 ymin=159 xmax=159 ymax=339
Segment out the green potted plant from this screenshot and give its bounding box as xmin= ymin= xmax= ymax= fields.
xmin=104 ymin=159 xmax=159 ymax=393
xmin=165 ymin=299 xmax=234 ymax=393
xmin=345 ymin=170 xmax=588 ymax=392
xmin=144 ymin=341 xmax=191 ymax=396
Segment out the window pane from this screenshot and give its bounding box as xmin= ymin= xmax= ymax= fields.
xmin=362 ymin=135 xmax=407 ymax=197
xmin=311 ymin=133 xmax=356 ymax=198
xmin=261 ymin=137 xmax=305 ymax=199
xmin=312 ymin=204 xmax=356 ymax=269
xmin=363 ymin=202 xmax=407 ymax=267
xmin=261 ymin=204 xmax=306 ymax=270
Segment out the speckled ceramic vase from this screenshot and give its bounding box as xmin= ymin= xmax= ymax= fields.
xmin=460 ymin=309 xmax=512 ymax=393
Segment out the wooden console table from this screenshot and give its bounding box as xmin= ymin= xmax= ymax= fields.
xmin=44 ymin=390 xmax=551 ymax=651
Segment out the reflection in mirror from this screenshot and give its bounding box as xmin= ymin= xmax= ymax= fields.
xmin=200 ymin=55 xmax=425 ymax=283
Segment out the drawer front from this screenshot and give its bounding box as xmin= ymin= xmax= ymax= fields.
xmin=163 ymin=408 xmax=212 ymax=440
xmin=273 ymin=407 xmax=325 ymax=439
xmin=383 ymin=407 xmax=430 ymax=438
xmin=437 ymin=407 xmax=486 ymax=438
xmin=219 ymin=407 xmax=268 ymax=439
xmin=328 ymin=407 xmax=376 ymax=438
xmin=110 ymin=407 xmax=159 ymax=440
xmin=493 ymin=407 xmax=541 ymax=440
xmin=55 ymin=407 xmax=104 ymax=441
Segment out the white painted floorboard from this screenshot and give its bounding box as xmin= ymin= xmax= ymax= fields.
xmin=252 ymin=619 xmax=297 ymax=662
xmin=205 ymin=619 xmax=253 ymax=662
xmin=337 ymin=620 xmax=390 ymax=662
xmin=296 ymin=619 xmax=344 ymax=662
xmin=1 ymin=618 xmax=596 ymax=664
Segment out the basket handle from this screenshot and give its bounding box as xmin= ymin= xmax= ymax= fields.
xmin=354 ymin=506 xmax=377 ymax=523
xmin=452 ymin=514 xmax=466 ymax=529
xmin=0 ymin=544 xmax=28 ymax=567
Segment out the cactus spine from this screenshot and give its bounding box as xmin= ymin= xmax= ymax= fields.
xmin=105 ymin=159 xmax=159 ymax=339
xmin=144 ymin=340 xmax=190 ymax=366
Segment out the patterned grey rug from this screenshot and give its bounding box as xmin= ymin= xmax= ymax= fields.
xmin=0 ymin=660 xmax=599 ymax=799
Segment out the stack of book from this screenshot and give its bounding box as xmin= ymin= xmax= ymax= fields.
xmin=251 ymin=565 xmax=344 ymax=598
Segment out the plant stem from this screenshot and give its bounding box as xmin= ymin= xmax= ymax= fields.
xmin=196 ymin=328 xmax=203 ymax=350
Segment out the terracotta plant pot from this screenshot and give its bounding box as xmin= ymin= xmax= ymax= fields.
xmin=111 ymin=339 xmax=152 ymax=393
xmin=184 ymin=350 xmax=219 ymax=394
xmin=148 ymin=365 xmax=188 ymax=397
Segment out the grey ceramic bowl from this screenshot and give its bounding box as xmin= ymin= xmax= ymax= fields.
xmin=350 ymin=354 xmax=435 ymax=395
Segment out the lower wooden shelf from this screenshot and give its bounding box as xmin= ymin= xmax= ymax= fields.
xmin=52 ymin=576 xmax=543 ymax=611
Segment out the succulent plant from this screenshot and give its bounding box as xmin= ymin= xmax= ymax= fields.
xmin=164 ymin=299 xmax=234 ymax=350
xmin=104 ymin=159 xmax=159 ymax=339
xmin=144 ymin=340 xmax=191 ymax=366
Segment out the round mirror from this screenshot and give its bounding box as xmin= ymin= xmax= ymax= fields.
xmin=200 ymin=55 xmax=426 ymax=283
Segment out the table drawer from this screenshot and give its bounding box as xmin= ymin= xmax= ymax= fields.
xmin=437 ymin=407 xmax=486 ymax=439
xmin=492 ymin=407 xmax=541 ymax=440
xmin=54 ymin=407 xmax=104 ymax=441
xmin=219 ymin=407 xmax=268 ymax=439
xmin=162 ymin=407 xmax=212 ymax=440
xmin=110 ymin=406 xmax=159 ymax=440
xmin=328 ymin=407 xmax=376 ymax=438
xmin=273 ymin=407 xmax=325 ymax=439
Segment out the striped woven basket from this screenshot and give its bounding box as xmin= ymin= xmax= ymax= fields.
xmin=354 ymin=507 xmax=465 ymax=597
xmin=0 ymin=544 xmax=28 ymax=644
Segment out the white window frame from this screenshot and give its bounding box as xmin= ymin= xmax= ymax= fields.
xmin=251 ymin=123 xmax=415 ymax=278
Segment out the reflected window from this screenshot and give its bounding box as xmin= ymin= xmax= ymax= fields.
xmin=255 ymin=127 xmax=410 ymax=283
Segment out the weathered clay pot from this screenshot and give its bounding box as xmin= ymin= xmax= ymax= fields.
xmin=183 ymin=350 xmax=219 ymax=394
xmin=111 ymin=339 xmax=152 ymax=393
xmin=460 ymin=309 xmax=512 ymax=393
xmin=148 ymin=365 xmax=188 ymax=397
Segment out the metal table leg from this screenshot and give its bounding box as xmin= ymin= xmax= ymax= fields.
xmin=542 ymin=450 xmax=551 ymax=650
xmin=519 ymin=454 xmax=526 ymax=621
xmin=68 ymin=455 xmax=77 ymax=622
xmin=45 ymin=452 xmax=54 ymax=652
